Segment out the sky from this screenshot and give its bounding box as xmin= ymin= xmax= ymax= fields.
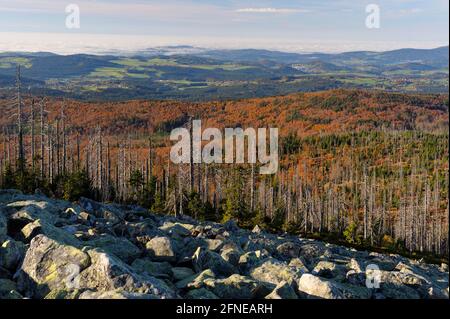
xmin=0 ymin=0 xmax=448 ymax=54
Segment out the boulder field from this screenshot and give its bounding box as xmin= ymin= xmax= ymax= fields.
xmin=0 ymin=189 xmax=448 ymax=299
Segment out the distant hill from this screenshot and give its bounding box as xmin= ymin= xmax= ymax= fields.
xmin=0 ymin=46 xmax=447 ymax=101
xmin=1 ymin=89 xmax=447 ymax=138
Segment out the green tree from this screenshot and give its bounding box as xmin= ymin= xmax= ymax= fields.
xmin=63 ymin=170 xmax=92 ymax=201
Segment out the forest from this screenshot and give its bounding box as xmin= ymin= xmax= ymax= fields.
xmin=0 ymin=67 xmax=448 ymax=262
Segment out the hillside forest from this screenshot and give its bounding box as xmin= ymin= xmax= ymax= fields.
xmin=0 ymin=68 xmax=448 ymax=262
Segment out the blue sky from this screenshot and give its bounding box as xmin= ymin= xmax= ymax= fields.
xmin=0 ymin=0 xmax=448 ymax=53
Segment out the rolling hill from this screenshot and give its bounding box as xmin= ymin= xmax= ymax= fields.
xmin=0 ymin=46 xmax=447 ymax=101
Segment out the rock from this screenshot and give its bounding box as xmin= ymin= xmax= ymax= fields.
xmin=223 ymin=220 xmax=239 ymax=232
xmin=146 ymin=236 xmax=177 ymax=262
xmin=205 ymin=239 xmax=224 ymax=252
xmin=79 ymin=289 xmax=158 ymax=299
xmin=87 ymin=234 xmax=141 ymax=263
xmin=119 ymin=220 xmax=160 ymax=239
xmin=348 ymin=258 xmax=364 ymax=273
xmin=185 ymin=288 xmax=220 ymax=300
xmin=7 ymin=199 xmax=63 ymax=217
xmin=276 ymin=242 xmax=301 ymax=260
xmin=131 ymin=258 xmax=172 ymax=279
xmin=78 ymin=197 xmax=102 ymax=213
xmin=0 ymin=191 xmax=448 ymax=300
xmin=0 ymin=278 xmax=23 ymax=299
xmin=20 ymin=219 xmax=80 ymax=246
xmin=369 ymin=269 xmax=421 ymax=299
xmin=245 ymin=238 xmax=277 ymax=254
xmin=250 ymin=258 xmax=304 ymax=291
xmin=185 ymin=288 xmax=219 ymax=299
xmin=0 ymin=239 xmax=26 ymax=270
xmin=288 ymin=257 xmax=310 ymax=273
xmin=265 ymin=281 xmax=298 ymax=299
xmin=346 ymin=270 xmax=366 ymax=286
xmin=16 ymin=235 xmax=91 ymax=298
xmin=203 ymin=274 xmax=262 ymax=299
xmin=0 ymin=189 xmax=23 ymax=204
xmin=61 ymin=207 xmax=82 ymax=221
xmin=252 ymin=225 xmax=262 ymax=234
xmin=175 ymin=269 xmax=216 ymax=290
xmin=238 ymin=250 xmax=269 ymax=273
xmin=159 ymin=222 xmax=192 ymax=237
xmin=78 ymin=212 xmax=95 ymax=224
xmin=312 ymin=261 xmax=347 ymax=280
xmin=192 ymin=247 xmax=236 ymax=277
xmin=0 ymin=266 xmax=12 ymax=279
xmin=0 ymin=213 xmax=7 ymax=239
xmin=298 ymin=274 xmax=343 ymax=299
xmin=95 ymin=208 xmax=123 ymax=224
xmin=378 ymin=282 xmax=421 ymax=299
xmin=299 ymin=243 xmax=325 ymax=260
xmin=221 ymin=248 xmax=241 ymax=267
xmin=79 ymin=248 xmax=177 ymax=298
xmin=298 ymin=274 xmax=371 ymax=299
xmin=44 ymin=289 xmax=82 ymax=299
xmin=172 ymin=267 xmax=195 ymax=281
xmin=366 ymin=253 xmax=397 ymax=271
xmin=426 ymin=286 xmax=449 ymax=299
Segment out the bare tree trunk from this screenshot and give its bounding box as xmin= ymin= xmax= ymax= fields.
xmin=30 ymin=99 xmax=35 ymax=172
xmin=16 ymin=66 xmax=25 ymax=172
xmin=40 ymin=99 xmax=46 ymax=179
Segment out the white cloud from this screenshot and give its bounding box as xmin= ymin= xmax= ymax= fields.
xmin=236 ymin=8 xmax=310 ymax=14
xmin=398 ymin=8 xmax=423 ymax=15
xmin=0 ymin=32 xmax=446 ymax=55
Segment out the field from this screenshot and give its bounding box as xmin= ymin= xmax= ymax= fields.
xmin=0 ymin=46 xmax=448 ymax=101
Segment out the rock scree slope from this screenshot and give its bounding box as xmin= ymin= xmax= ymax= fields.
xmin=0 ymin=189 xmax=448 ymax=300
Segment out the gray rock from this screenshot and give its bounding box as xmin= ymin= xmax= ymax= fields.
xmin=299 ymin=243 xmax=326 ymax=261
xmin=312 ymin=261 xmax=347 ymax=281
xmin=44 ymin=289 xmax=82 ymax=299
xmin=288 ymin=257 xmax=310 ymax=273
xmin=0 ymin=278 xmax=23 ymax=299
xmin=221 ymin=248 xmax=241 ymax=267
xmin=172 ymin=267 xmax=195 ymax=281
xmin=175 ymin=269 xmax=216 ymax=290
xmin=203 ymin=274 xmax=262 ymax=299
xmin=159 ymin=222 xmax=192 ymax=237
xmin=131 ymin=258 xmax=172 ymax=279
xmin=79 ymin=248 xmax=177 ymax=298
xmin=86 ymin=234 xmax=141 ymax=263
xmin=204 ymin=239 xmax=224 ymax=252
xmin=0 ymin=239 xmax=26 ymax=270
xmin=345 ymin=270 xmax=366 ymax=286
xmin=276 ymin=242 xmax=301 ymax=260
xmin=238 ymin=250 xmax=269 ymax=273
xmin=265 ymin=281 xmax=298 ymax=299
xmin=0 ymin=212 xmax=7 ymax=239
xmin=252 ymin=225 xmax=262 ymax=234
xmin=146 ymin=236 xmax=177 ymax=262
xmin=20 ymin=219 xmax=80 ymax=246
xmin=79 ymin=289 xmax=158 ymax=299
xmin=298 ymin=274 xmax=371 ymax=299
xmin=192 ymin=247 xmax=236 ymax=277
xmin=348 ymin=258 xmax=364 ymax=273
xmin=185 ymin=288 xmax=219 ymax=299
xmin=250 ymin=258 xmax=304 ymax=290
xmin=16 ymin=235 xmax=91 ymax=298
